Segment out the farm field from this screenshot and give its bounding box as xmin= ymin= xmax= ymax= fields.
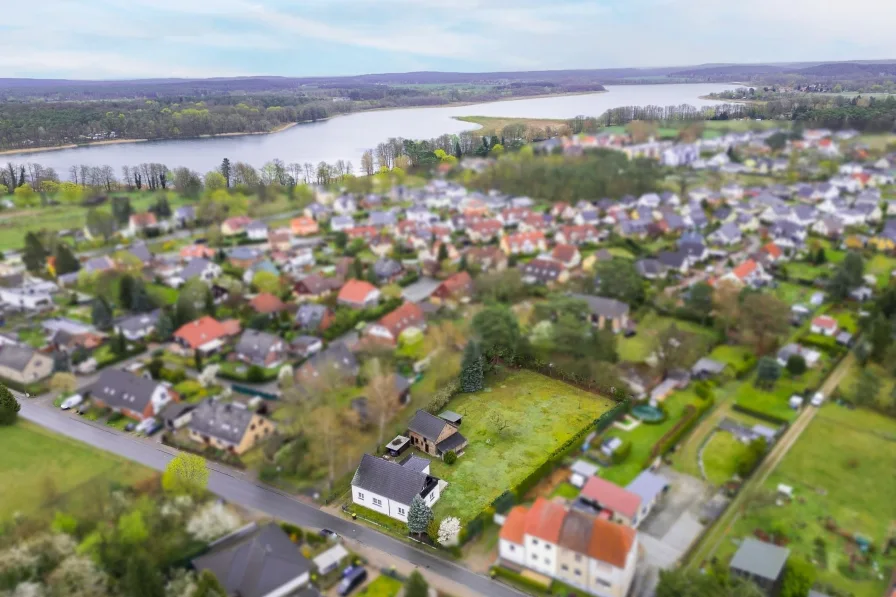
xmin=713 ymin=406 xmax=896 ymax=597
xmin=427 ymin=369 xmax=616 ymax=524
xmin=0 ymin=421 xmax=151 ymax=520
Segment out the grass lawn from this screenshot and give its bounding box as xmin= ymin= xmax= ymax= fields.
xmin=714 ymin=407 xmax=896 ymax=597
xmin=619 ymin=311 xmax=718 ymax=364
xmin=607 ymin=247 xmax=636 ymax=259
xmin=550 ymin=482 xmax=581 ymax=500
xmin=836 ymin=361 xmax=896 ymax=412
xmin=709 ymin=344 xmax=755 ymax=375
xmin=601 ymin=389 xmax=703 ymax=486
xmin=147 ymin=283 xmax=179 ymax=305
xmin=785 ymin=261 xmax=834 ymax=283
xmin=772 ymin=281 xmax=816 ymax=306
xmin=734 ymin=359 xmax=828 ymax=422
xmin=865 ymin=253 xmax=896 ymax=289
xmin=0 ymin=421 xmax=151 ymax=520
xmin=427 ymin=369 xmax=615 ymax=524
xmin=356 ymin=576 xmax=403 ymax=597
xmin=701 ymin=431 xmax=750 ymax=486
xmin=17 ymin=326 xmax=47 ymax=349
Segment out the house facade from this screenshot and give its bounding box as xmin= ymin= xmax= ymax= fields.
xmin=188 ymin=399 xmax=274 ymax=455
xmin=89 ymin=369 xmax=175 ymax=421
xmin=407 ymin=409 xmax=468 ymax=459
xmin=0 ymin=345 xmax=54 ymax=385
xmin=351 ymin=454 xmax=443 ymax=522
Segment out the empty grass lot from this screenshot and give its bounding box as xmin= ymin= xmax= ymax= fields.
xmin=618 ymin=312 xmax=718 ymax=364
xmin=0 ymin=421 xmax=151 ymax=520
xmin=715 ymin=407 xmax=896 ymax=597
xmin=427 ymin=369 xmax=615 ymax=524
xmin=701 ymin=431 xmax=750 ymax=486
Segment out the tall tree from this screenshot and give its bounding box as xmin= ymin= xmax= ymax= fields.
xmin=756 ymin=356 xmax=782 ymax=389
xmin=460 ymin=340 xmax=485 ymax=393
xmin=779 ymin=557 xmax=816 ymax=597
xmin=407 ymin=495 xmax=433 ymax=537
xmin=828 ymin=251 xmax=865 ymax=300
xmin=404 ymin=571 xmax=430 ymax=597
xmin=595 ymin=259 xmax=645 ymax=305
xmin=123 ymin=553 xmax=165 ymax=597
xmin=741 ymin=293 xmax=790 ymax=355
xmin=852 ymin=368 xmax=881 ymax=408
xmin=364 ymin=359 xmax=396 ymax=446
xmin=91 ymin=298 xmax=113 ymax=330
xmin=54 ymin=244 xmax=80 ymax=276
xmin=220 ymin=158 xmax=232 ymax=188
xmin=162 ymin=453 xmax=209 ymax=497
xmin=472 ymin=306 xmax=522 ymax=364
xmin=0 ymin=384 xmax=20 ymax=425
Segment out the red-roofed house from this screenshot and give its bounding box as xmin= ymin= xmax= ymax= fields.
xmin=221 ymin=216 xmax=253 ymax=236
xmin=337 ymin=279 xmax=381 ymax=309
xmin=346 ymin=226 xmax=377 ymax=241
xmin=249 ymin=293 xmax=287 ymax=315
xmin=431 ymin=271 xmax=473 ymax=303
xmin=497 ymin=497 xmax=638 ymax=596
xmin=721 ymin=259 xmax=769 ymax=287
xmin=365 ymin=302 xmax=425 ymax=345
xmin=556 ymin=225 xmax=601 ymax=246
xmin=761 ymin=242 xmax=784 ymax=262
xmin=180 ymin=244 xmax=216 ymax=260
xmin=129 ymin=212 xmax=158 ymax=235
xmin=290 ymin=217 xmax=319 ymax=236
xmin=810 ymin=315 xmax=839 ymax=336
xmin=467 ymin=220 xmax=503 ymax=243
xmin=173 ymin=316 xmax=241 ymax=355
xmin=500 ymin=231 xmax=547 ymax=255
xmin=580 ymin=476 xmax=644 ymax=527
xmin=551 ymin=244 xmax=581 ymax=269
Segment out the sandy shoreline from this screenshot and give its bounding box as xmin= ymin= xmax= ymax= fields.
xmin=0 ymin=91 xmax=609 ymax=157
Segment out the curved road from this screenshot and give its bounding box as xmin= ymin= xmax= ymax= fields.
xmin=17 ymin=397 xmax=523 ymax=597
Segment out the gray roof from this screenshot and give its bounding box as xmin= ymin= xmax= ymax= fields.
xmin=303 ymin=342 xmax=359 ymax=378
xmin=247 ymin=220 xmax=268 ymax=231
xmin=401 ymin=277 xmax=440 ymax=303
xmin=115 ymin=310 xmax=160 ymax=334
xmin=229 ymin=246 xmax=262 ymax=261
xmin=636 ymin=259 xmax=667 ymax=277
xmin=181 ymin=257 xmax=214 ymax=280
xmin=352 ymin=453 xmax=437 ymax=505
xmin=373 ymin=258 xmax=402 ymax=279
xmin=0 ymin=344 xmax=44 ymax=372
xmin=436 ymin=432 xmax=468 ymax=453
xmin=713 ymin=222 xmax=742 ymax=242
xmin=192 ymin=523 xmax=312 ymax=597
xmin=657 ymin=250 xmax=688 ymax=269
xmin=294 ymin=304 xmax=329 ymax=330
xmin=188 ymin=399 xmax=257 ymax=444
xmin=729 ymin=537 xmax=790 ymax=581
xmin=89 ymin=369 xmax=162 ymax=413
xmin=85 ymin=255 xmax=114 ymax=273
xmin=408 ymin=409 xmax=453 ymax=442
xmin=399 ymin=454 xmax=431 ymax=473
xmin=127 ymin=243 xmax=153 ymax=263
xmin=234 ymin=329 xmax=281 ymax=365
xmin=626 ymin=470 xmax=669 ymax=505
xmin=691 ymin=357 xmax=727 ymax=376
xmin=571 ymin=294 xmax=630 ymax=319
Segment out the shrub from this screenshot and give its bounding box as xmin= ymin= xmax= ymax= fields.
xmin=443 ymin=451 xmax=457 ymax=465
xmin=611 ymin=439 xmax=632 ymax=464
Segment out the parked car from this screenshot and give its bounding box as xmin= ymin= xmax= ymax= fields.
xmin=135 ymin=417 xmax=160 ymax=435
xmin=124 ymin=422 xmax=137 ymax=432
xmin=60 ymin=394 xmax=84 ymax=410
xmin=811 ymin=392 xmax=825 ymax=407
xmin=337 ymin=567 xmax=367 ymax=596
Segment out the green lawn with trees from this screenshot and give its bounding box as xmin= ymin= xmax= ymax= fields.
xmin=701 ymin=432 xmax=751 ymax=486
xmin=426 ymin=369 xmax=616 ymax=525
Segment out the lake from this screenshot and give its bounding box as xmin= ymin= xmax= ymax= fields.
xmin=17 ymin=83 xmax=735 ymax=174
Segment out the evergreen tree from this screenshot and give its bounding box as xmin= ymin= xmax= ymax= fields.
xmin=459 ymin=254 xmax=468 ymax=272
xmin=437 ymin=243 xmax=449 ymax=262
xmin=123 ymin=553 xmax=165 ymax=597
xmin=91 ymin=298 xmax=113 ymax=330
xmin=54 ymin=244 xmax=80 ymax=275
xmin=220 ymin=158 xmax=232 ymax=188
xmin=22 ymin=231 xmax=47 ymax=272
xmin=118 ymin=274 xmax=135 ymax=310
xmin=460 ymin=340 xmax=484 ymax=393
xmin=407 ymin=495 xmax=433 ymax=536
xmin=404 ymin=570 xmax=429 ymax=597
xmin=111 ymin=330 xmax=127 ymax=356
xmin=111 ymin=196 xmax=133 ymax=226
xmin=130 ymin=281 xmax=155 ymax=313
xmin=156 ymin=311 xmax=175 ymax=340
xmin=204 ymin=287 xmax=216 ymax=316
xmin=0 ymin=384 xmax=20 ymax=426
xmin=192 ymin=570 xmax=227 ymax=597
xmin=194 ymin=350 xmax=203 ymax=371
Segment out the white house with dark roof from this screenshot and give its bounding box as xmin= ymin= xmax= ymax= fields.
xmin=351 ymin=453 xmax=444 ymax=522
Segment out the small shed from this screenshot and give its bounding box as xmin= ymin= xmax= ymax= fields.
xmin=751 ymin=424 xmax=778 ymax=442
xmin=569 ymin=460 xmax=599 ymax=488
xmin=789 ymin=395 xmax=804 ymax=410
xmin=439 ymin=410 xmax=463 ymax=426
xmin=729 ymin=537 xmax=790 ymax=594
xmin=777 ymin=484 xmax=794 ymax=499
xmin=385 ymin=435 xmax=410 ymax=458
xmin=313 ymin=543 xmax=349 ymax=576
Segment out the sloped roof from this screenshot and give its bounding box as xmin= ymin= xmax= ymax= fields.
xmin=0 ymin=344 xmax=43 ymax=372
xmin=249 ymin=293 xmax=286 ymax=314
xmin=524 ymin=497 xmax=567 ymax=544
xmin=338 ymin=279 xmax=378 ymax=304
xmin=580 ymin=476 xmax=642 ymax=519
xmin=730 ymin=537 xmax=790 ymax=581
xmin=89 ymin=369 xmax=162 ymax=413
xmin=188 ymin=399 xmax=259 ymax=445
xmin=351 ymin=454 xmax=435 ymax=505
xmin=500 ymin=505 xmax=529 ymax=544
xmin=407 ymin=409 xmax=451 ymax=442
xmin=587 ymin=516 xmax=636 ymax=568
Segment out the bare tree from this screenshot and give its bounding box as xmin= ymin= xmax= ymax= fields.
xmin=361 ymin=150 xmax=375 ymax=176
xmin=364 ymin=359 xmax=398 ymax=446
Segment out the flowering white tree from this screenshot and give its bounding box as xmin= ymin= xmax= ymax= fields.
xmin=437 ymin=517 xmax=461 ymax=547
xmin=186 ymin=502 xmax=242 ymax=542
xmin=277 ymin=364 xmax=294 ymax=390
xmin=198 ymin=364 xmax=220 ymax=388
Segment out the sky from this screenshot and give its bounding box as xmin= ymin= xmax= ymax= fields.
xmin=4 ymin=0 xmax=896 ymax=79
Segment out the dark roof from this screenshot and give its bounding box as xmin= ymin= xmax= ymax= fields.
xmin=127 ymin=243 xmax=153 ymax=263
xmin=181 ymin=258 xmax=214 ymax=279
xmin=159 ymin=401 xmax=195 ymax=423
xmin=373 ymin=258 xmax=402 ymax=279
xmin=729 ymin=538 xmax=790 ymax=582
xmin=295 ymin=304 xmax=329 ymax=329
xmin=570 ymin=294 xmax=630 ymax=319
xmin=234 ymin=329 xmax=281 ymax=365
xmin=407 ymin=409 xmax=452 ymax=442
xmin=115 ymin=310 xmax=160 ymax=334
xmin=399 ymin=454 xmax=431 ymax=473
xmin=635 ymin=259 xmax=667 ymax=277
xmin=192 ymin=523 xmax=312 ymax=597
xmin=436 ymin=432 xmax=468 ymax=453
xmin=0 ymin=344 xmax=43 ymax=372
xmin=657 ymin=250 xmax=688 ymax=269
xmin=351 ymin=454 xmax=437 ymax=505
xmin=303 ymin=342 xmax=359 ymax=378
xmin=188 ymin=400 xmax=257 ymax=444
xmin=89 ymin=369 xmax=162 ymax=413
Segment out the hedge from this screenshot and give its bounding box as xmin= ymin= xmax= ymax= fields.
xmin=644 ymin=396 xmax=713 ymax=466
xmin=322 ymin=297 xmax=403 ymax=341
xmin=731 ymin=403 xmax=791 ymax=427
xmin=798 ymin=333 xmax=847 ymax=356
xmin=490 ymin=566 xmax=550 ymax=594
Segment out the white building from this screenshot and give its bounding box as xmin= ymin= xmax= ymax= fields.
xmin=351 ymin=454 xmax=444 ymax=522
xmin=498 ymin=497 xmax=638 ymax=597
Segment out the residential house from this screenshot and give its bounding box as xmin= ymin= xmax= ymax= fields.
xmin=368 ymin=210 xmax=398 ymax=230
xmin=228 ymin=246 xmax=264 ymax=270
xmin=123 ymin=242 xmax=154 ymax=266
xmin=0 ymin=282 xmax=53 ymax=310
xmin=221 ymin=216 xmax=253 ymax=236
xmin=431 ymin=271 xmax=473 ymax=303
xmin=246 ymin=220 xmax=269 ymax=242
xmin=234 ymin=329 xmax=285 ymax=367
xmin=572 ymin=294 xmax=631 ymax=333
xmin=128 ymin=212 xmax=158 ymax=235
xmin=0 ymin=344 xmax=54 ymax=385
xmin=346 ymin=225 xmax=377 ymax=241
xmin=295 ymin=342 xmax=359 ymax=384
xmin=498 ymin=497 xmax=638 ymax=597
xmin=304 ymin=201 xmax=332 ymax=221
xmin=635 ymin=259 xmax=668 ymax=280
xmin=465 ymin=246 xmax=508 ymax=271
xmin=501 ymin=231 xmax=547 ymax=255
xmin=468 ymin=220 xmax=503 ymax=243
xmin=351 ymin=454 xmax=443 ymax=522
xmin=708 ymin=222 xmax=743 ymax=245
xmin=551 ymin=244 xmax=582 ymax=269
xmin=407 ymin=409 xmax=468 ymax=459
xmin=178 ymin=258 xmax=221 ymax=285
xmin=777 ymin=343 xmax=821 ymax=368
xmin=657 ymin=250 xmax=689 ymax=275
xmin=372 ymin=258 xmax=403 ymax=284
xmin=722 ymin=259 xmax=769 ymax=287
xmin=248 ymin=293 xmax=286 ymax=315
xmin=180 ymin=244 xmax=216 ymax=260
xmin=290 ymin=217 xmax=319 ymax=236
xmin=337 ymin=279 xmax=380 ymax=309
xmin=760 ymin=242 xmax=784 ymax=263
xmin=721 ymin=182 xmax=744 ymax=201
xmin=290 ymin=335 xmax=323 ymax=359
xmin=366 ymin=302 xmax=426 ymax=345
xmin=520 ymin=259 xmax=568 ymax=285
xmin=84 ymin=255 xmax=116 ymax=275
xmin=89 ymin=369 xmax=175 ymax=421
xmin=192 ymin=522 xmax=313 ymax=597
xmin=332 ymin=194 xmax=357 ymax=215
xmin=174 ymin=206 xmax=195 ymax=227
xmin=556 ymin=225 xmax=601 ymax=246
xmin=578 ymin=476 xmax=644 ymax=527
xmin=294 ymin=303 xmax=334 ymax=332
xmin=729 ymin=538 xmax=790 ymax=596
xmin=294 ymin=274 xmax=338 ymax=300
xmin=188 ymin=399 xmax=275 ymax=455
xmin=810 ymin=316 xmax=838 ymax=337
xmin=114 ymin=310 xmax=160 ymax=341
xmin=330 ymin=215 xmax=355 ymax=232
xmin=625 ymin=470 xmax=669 ymax=525
xmin=813 ymin=216 xmax=845 ymax=239
xmin=173 ymin=316 xmax=241 ymax=355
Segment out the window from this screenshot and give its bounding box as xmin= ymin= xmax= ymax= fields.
xmin=372 ymin=498 xmax=382 ymax=507
xmin=357 ymin=492 xmax=364 ymax=501
xmin=398 ymin=507 xmax=405 ymax=515
xmin=532 ymin=539 xmax=539 ymax=545
xmin=561 ymin=565 xmax=569 ymax=572
xmin=545 ymin=545 xmax=552 ymax=551
xmin=531 ymin=554 xmax=538 ymax=561
xmin=574 ymin=569 xmax=582 ymax=577
xmin=598 ymin=579 xmax=612 ymax=588
xmin=509 ymin=545 xmax=515 ymax=552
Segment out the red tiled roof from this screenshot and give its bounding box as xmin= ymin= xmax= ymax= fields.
xmin=587 ymin=516 xmax=636 ymax=568
xmin=180 ymin=245 xmax=216 ymax=259
xmin=130 ymin=212 xmax=157 ymax=226
xmin=174 ymin=316 xmax=233 ymax=350
xmin=731 ymin=259 xmax=758 ymax=280
xmin=338 ymin=279 xmax=378 ymax=304
xmin=437 ymin=271 xmax=472 ymax=295
xmin=551 ymin=244 xmax=578 ymax=263
xmin=375 ymin=302 xmax=425 ymax=338
xmin=812 ymin=315 xmax=837 ymax=329
xmin=505 ymin=230 xmax=545 ymax=244
xmin=762 ymin=242 xmax=783 ymax=258
xmin=580 ymin=476 xmax=642 ymax=520
xmin=499 ymin=505 xmax=529 ymax=545
xmin=249 ymin=293 xmax=286 ymax=314
xmin=523 ymin=497 xmax=567 ymax=544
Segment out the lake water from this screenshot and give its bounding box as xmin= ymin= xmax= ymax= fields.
xmin=19 ymin=83 xmax=735 ymax=174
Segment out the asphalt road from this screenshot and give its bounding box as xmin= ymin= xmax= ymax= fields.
xmin=16 ymin=397 xmax=523 ymax=597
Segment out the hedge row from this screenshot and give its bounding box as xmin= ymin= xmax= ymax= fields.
xmin=730 ymin=403 xmax=791 ymax=427
xmin=797 ymin=333 xmax=847 ymax=356
xmin=644 ymin=396 xmax=714 ymax=465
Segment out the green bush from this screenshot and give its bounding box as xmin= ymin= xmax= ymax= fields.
xmin=611 ymin=439 xmax=632 ymax=464
xmin=443 ymin=450 xmax=457 ymax=465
